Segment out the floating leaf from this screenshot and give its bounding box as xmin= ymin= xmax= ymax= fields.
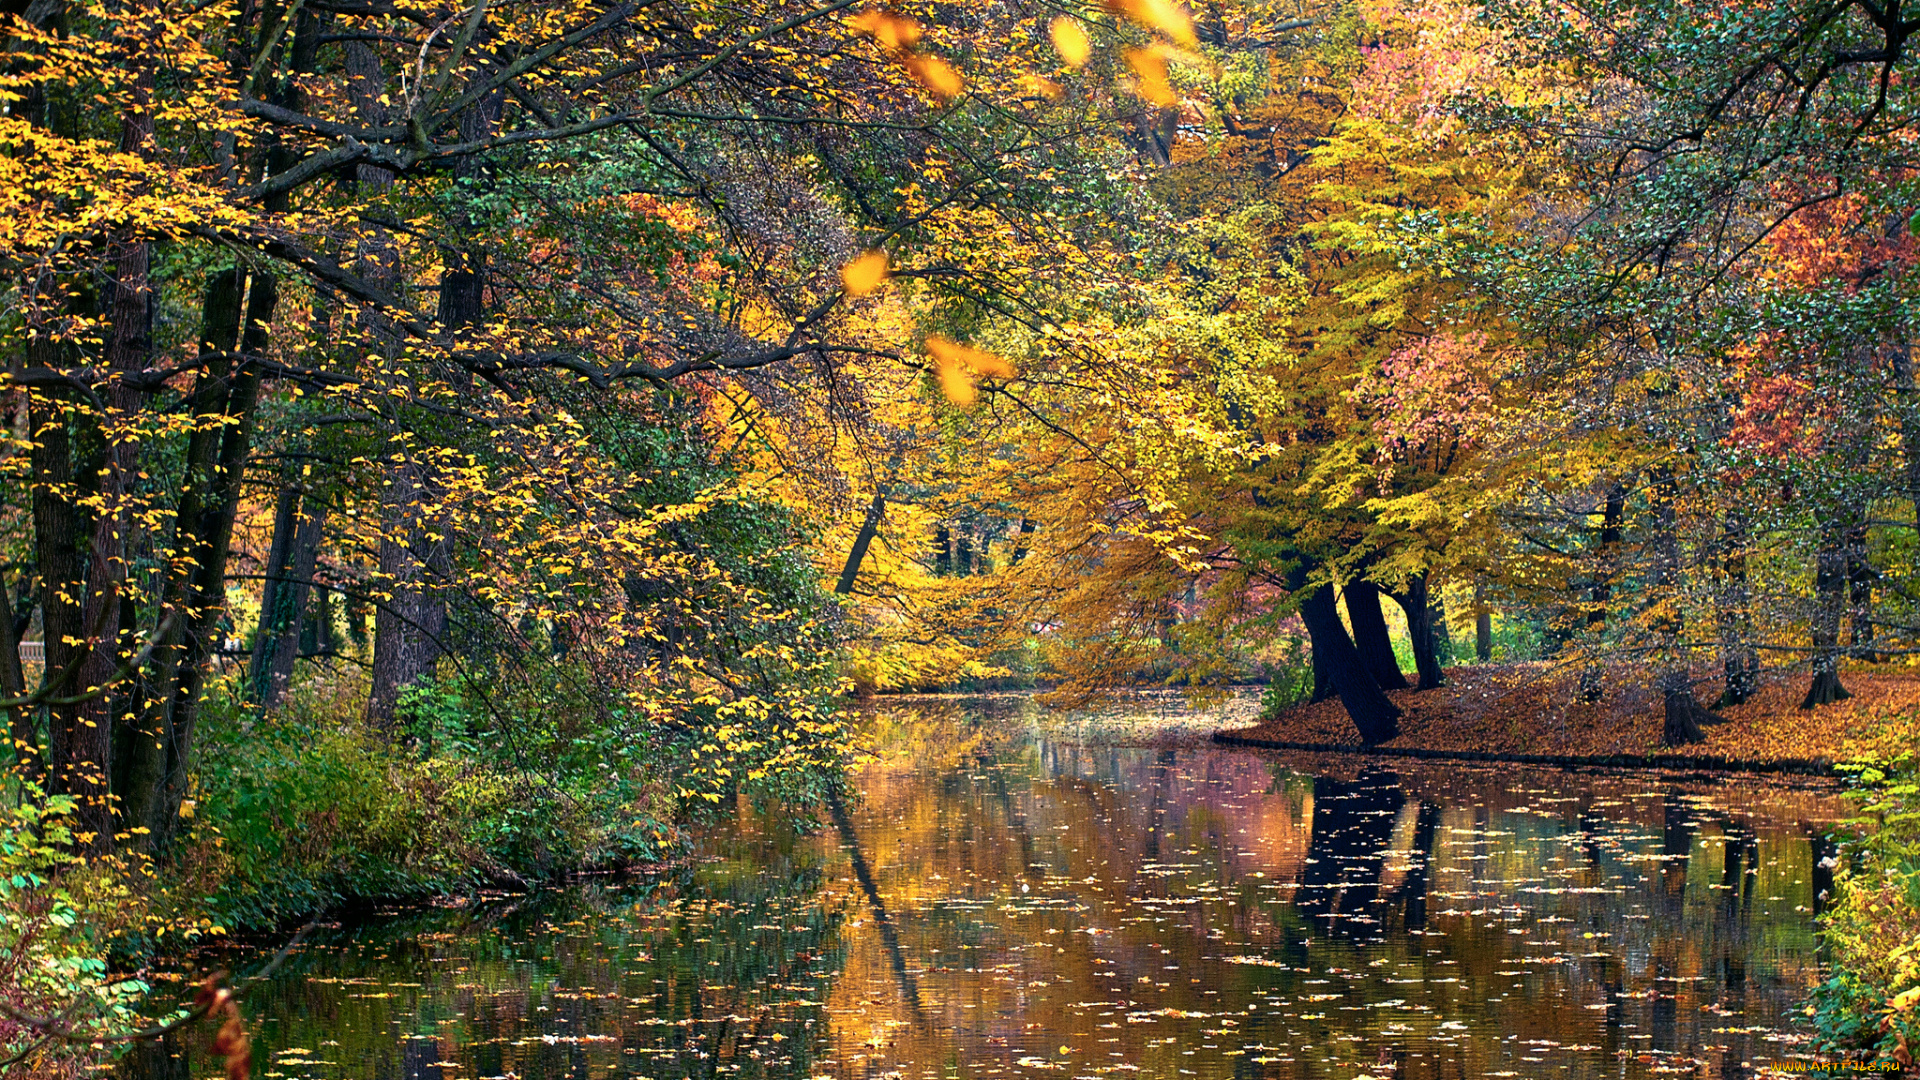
xmin=1050 ymin=16 xmax=1091 ymax=68
xmin=841 ymin=250 xmax=890 ymax=296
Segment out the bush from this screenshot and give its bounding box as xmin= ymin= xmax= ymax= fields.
xmin=191 ymin=672 xmax=679 ymax=929
xmin=1811 ymin=737 xmax=1920 ymax=1066
xmin=0 ymin=784 xmax=150 ymax=1075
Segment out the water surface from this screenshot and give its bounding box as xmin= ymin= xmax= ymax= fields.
xmin=126 ymin=693 xmax=1849 ymax=1080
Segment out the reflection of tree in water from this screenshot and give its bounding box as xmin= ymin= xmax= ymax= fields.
xmin=1297 ymin=767 xmax=1408 ymax=940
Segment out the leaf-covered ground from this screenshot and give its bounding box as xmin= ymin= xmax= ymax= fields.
xmin=1233 ymin=664 xmax=1920 ymax=764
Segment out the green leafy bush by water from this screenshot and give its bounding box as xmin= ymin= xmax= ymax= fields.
xmin=191 ymin=670 xmax=680 ymax=929
xmin=1812 ymin=741 xmax=1920 ymax=1066
xmin=0 ymin=785 xmax=150 ymax=1074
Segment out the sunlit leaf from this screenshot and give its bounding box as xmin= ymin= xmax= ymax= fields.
xmin=849 ymin=9 xmax=922 ymax=52
xmin=1050 ymin=16 xmax=1091 ymax=68
xmin=841 ymin=250 xmax=890 ymax=296
xmin=1124 ymin=47 xmax=1177 ymax=107
xmin=1113 ymin=0 xmax=1196 ymax=47
xmin=926 ymin=335 xmax=1017 ymax=379
xmin=904 ymin=53 xmax=965 ymax=101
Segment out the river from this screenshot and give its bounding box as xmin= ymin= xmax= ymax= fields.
xmin=122 ymin=692 xmax=1851 ymax=1080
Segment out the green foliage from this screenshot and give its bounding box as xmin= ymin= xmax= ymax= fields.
xmin=1813 ymin=743 xmax=1920 ymax=1062
xmin=193 ymin=675 xmax=678 ymax=930
xmin=1257 ymin=638 xmax=1317 ymax=717
xmin=0 ymin=784 xmax=149 ymax=1066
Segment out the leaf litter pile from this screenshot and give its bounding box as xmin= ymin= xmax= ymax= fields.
xmin=1238 ymin=664 xmax=1920 ymax=763
xmin=129 ymin=698 xmax=1856 ymax=1080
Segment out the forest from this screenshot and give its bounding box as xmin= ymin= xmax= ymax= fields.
xmin=0 ymin=0 xmax=1916 ymax=1072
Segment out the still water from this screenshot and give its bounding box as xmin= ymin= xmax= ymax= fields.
xmin=127 ymin=693 xmax=1851 ymax=1080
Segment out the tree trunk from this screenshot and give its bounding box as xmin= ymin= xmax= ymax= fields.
xmin=369 ymin=464 xmax=438 ymax=727
xmin=1580 ymin=482 xmax=1626 ymax=701
xmin=1473 ymin=582 xmax=1492 ymax=662
xmin=933 ymin=525 xmax=951 ymax=575
xmin=1893 ymin=342 xmax=1920 ymax=534
xmin=0 ymin=572 xmax=35 ymax=783
xmin=1299 ymin=584 xmax=1400 ymax=744
xmin=251 ymin=486 xmax=327 ymax=707
xmin=1649 ymin=470 xmax=1711 ymax=745
xmin=29 ymin=336 xmax=123 ymax=850
xmin=1714 ymin=508 xmax=1759 ymax=707
xmin=1389 ymin=572 xmax=1445 ymax=691
xmin=1803 ymin=519 xmax=1853 ymax=709
xmin=249 ymin=483 xmax=300 ymax=700
xmin=1308 ymin=625 xmax=1334 ymax=703
xmin=1010 ymin=517 xmax=1035 ymax=565
xmin=1844 ymin=521 xmax=1875 ymax=661
xmin=1344 ymin=578 xmax=1410 ymax=690
xmin=835 ymin=493 xmax=885 ymax=595
xmin=147 ymin=267 xmax=279 ymax=844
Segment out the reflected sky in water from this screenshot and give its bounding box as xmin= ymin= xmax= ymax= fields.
xmin=124 ymin=693 xmax=1850 ymax=1080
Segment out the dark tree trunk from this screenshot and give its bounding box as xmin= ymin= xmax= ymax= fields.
xmin=835 ymin=493 xmax=885 ymax=595
xmin=1299 ymin=585 xmax=1400 ymax=744
xmin=1389 ymin=572 xmax=1445 ymax=691
xmin=1309 ymin=630 xmax=1334 ymax=703
xmin=1010 ymin=517 xmax=1035 ymax=565
xmin=1803 ymin=520 xmax=1853 ymax=709
xmin=250 ymin=483 xmax=300 ymax=699
xmin=1715 ymin=508 xmax=1760 ymax=707
xmin=147 ymin=266 xmax=279 ymax=843
xmin=0 ymin=572 xmax=34 ymax=783
xmin=1344 ymin=578 xmax=1410 ymax=690
xmin=251 ymin=487 xmax=326 ymax=707
xmin=1580 ymin=482 xmax=1626 ymax=702
xmin=933 ymin=525 xmax=952 ymax=575
xmin=1662 ymin=670 xmax=1707 ymax=746
xmin=1649 ymin=470 xmax=1711 ymax=745
xmin=1893 ymin=342 xmax=1920 ymax=534
xmin=369 ymin=465 xmax=438 ymax=727
xmin=1844 ymin=521 xmax=1876 ymax=660
xmin=29 ymin=312 xmax=125 ymax=850
xmin=1473 ymin=582 xmax=1492 ymax=662
xmin=110 ymin=593 xmax=159 ymax=840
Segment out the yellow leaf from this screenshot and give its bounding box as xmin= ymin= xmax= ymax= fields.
xmin=1049 ymin=16 xmax=1091 ymax=68
xmin=936 ymin=357 xmax=977 ymax=406
xmin=903 ymin=53 xmax=965 ymax=101
xmin=849 ymin=9 xmax=922 ymax=52
xmin=1125 ymin=46 xmax=1177 ymax=107
xmin=926 ymin=335 xmax=1016 ymax=405
xmin=926 ymin=335 xmax=1016 ymax=379
xmin=841 ymin=249 xmax=890 ymax=296
xmin=1114 ymin=0 xmax=1196 ymax=47
xmin=1019 ymin=73 xmax=1065 ymax=101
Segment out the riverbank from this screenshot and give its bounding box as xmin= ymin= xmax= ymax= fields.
xmin=1232 ymin=663 xmax=1920 ymax=767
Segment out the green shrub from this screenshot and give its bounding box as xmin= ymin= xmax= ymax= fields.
xmin=192 ymin=674 xmax=678 ymax=929
xmin=0 ymin=783 xmax=150 ymax=1072
xmin=1811 ymin=745 xmax=1920 ymax=1064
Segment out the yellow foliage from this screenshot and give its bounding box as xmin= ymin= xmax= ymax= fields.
xmin=1049 ymin=16 xmax=1092 ymax=68
xmin=841 ymin=249 xmax=891 ymax=296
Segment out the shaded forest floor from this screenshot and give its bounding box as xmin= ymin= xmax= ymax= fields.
xmin=1235 ymin=662 xmax=1920 ymax=764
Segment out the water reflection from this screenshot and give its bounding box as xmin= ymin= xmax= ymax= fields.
xmin=125 ymin=694 xmax=1848 ymax=1080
